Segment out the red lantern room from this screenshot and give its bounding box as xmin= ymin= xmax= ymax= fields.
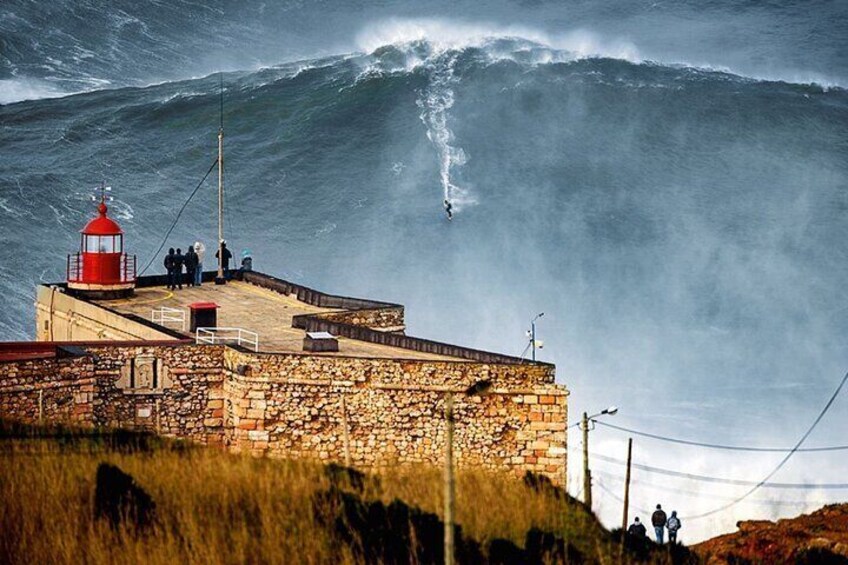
xmin=67 ymin=189 xmax=136 ymax=298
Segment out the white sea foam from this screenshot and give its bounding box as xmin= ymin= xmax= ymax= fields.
xmin=110 ymin=200 xmax=135 ymax=221
xmin=356 ymin=18 xmax=642 ymax=64
xmin=0 ymin=79 xmax=69 ymax=105
xmin=0 ymin=198 xmax=21 ymax=217
xmin=315 ymin=222 xmax=337 ymax=236
xmin=355 ymin=18 xmax=844 ymax=89
xmin=416 ymin=51 xmax=475 ymax=212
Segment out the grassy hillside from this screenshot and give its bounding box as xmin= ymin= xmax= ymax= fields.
xmin=0 ymin=420 xmax=692 ymax=564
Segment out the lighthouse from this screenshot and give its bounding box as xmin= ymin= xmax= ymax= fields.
xmin=66 ymin=187 xmax=136 ymax=299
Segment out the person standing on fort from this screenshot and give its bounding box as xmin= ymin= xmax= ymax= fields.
xmin=164 ymin=248 xmax=177 ymax=290
xmin=193 ymin=241 xmax=205 ymax=286
xmin=173 ymin=248 xmax=185 ymax=290
xmin=666 ymin=510 xmax=681 ymax=544
xmin=184 ymin=245 xmax=199 ymax=287
xmin=215 ymin=240 xmax=232 ymax=279
xmin=651 ymin=504 xmax=667 ymax=544
xmin=240 ymin=249 xmax=252 ymax=274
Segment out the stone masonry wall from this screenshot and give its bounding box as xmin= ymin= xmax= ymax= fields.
xmin=0 ymin=344 xmax=568 ymax=484
xmin=85 ymin=345 xmax=226 ymax=446
xmin=315 ymin=307 xmax=406 ymax=332
xmin=223 ymin=349 xmax=568 ymax=482
xmin=0 ymin=345 xmax=226 ymax=446
xmin=0 ymin=355 xmax=96 ymax=425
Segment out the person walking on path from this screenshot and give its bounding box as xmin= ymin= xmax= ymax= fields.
xmin=215 ymin=240 xmax=232 ymax=279
xmin=627 ymin=517 xmax=647 ymax=539
xmin=666 ymin=510 xmax=681 ymax=544
xmin=184 ymin=245 xmax=199 ymax=287
xmin=651 ymin=504 xmax=667 ymax=544
xmin=173 ymin=248 xmax=185 ymax=290
xmin=164 ymin=248 xmax=177 ymax=290
xmin=193 ymin=241 xmax=205 ymax=286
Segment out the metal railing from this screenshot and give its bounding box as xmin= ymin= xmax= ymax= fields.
xmin=195 ymin=327 xmax=259 ymax=352
xmin=67 ymin=254 xmax=81 ymax=282
xmin=67 ymin=252 xmax=137 ymax=284
xmin=151 ymin=307 xmax=186 ymax=331
xmin=122 ymin=254 xmax=137 ymax=282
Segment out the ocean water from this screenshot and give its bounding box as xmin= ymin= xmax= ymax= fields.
xmin=1 ymin=0 xmax=847 ymax=541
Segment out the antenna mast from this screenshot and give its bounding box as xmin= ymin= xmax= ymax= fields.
xmin=215 ymin=73 xmax=226 ymax=285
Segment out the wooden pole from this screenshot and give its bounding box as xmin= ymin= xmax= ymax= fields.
xmin=341 ymin=392 xmax=351 ymax=467
xmin=563 ymin=419 xmax=569 ymax=488
xmin=531 ymin=320 xmax=536 ymax=362
xmin=622 ymin=437 xmax=633 ymax=531
xmin=215 ymin=125 xmax=225 ymax=283
xmin=444 ymin=393 xmax=455 ymax=565
xmin=582 ymin=411 xmax=591 ymax=510
xmin=215 ymin=73 xmax=226 ymax=285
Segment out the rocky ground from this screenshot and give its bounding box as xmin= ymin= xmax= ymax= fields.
xmin=694 ymin=504 xmax=848 ymax=564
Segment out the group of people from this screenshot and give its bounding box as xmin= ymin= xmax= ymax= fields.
xmin=163 ymin=242 xmax=204 ymax=290
xmin=163 ymin=241 xmax=252 ymax=290
xmin=627 ymin=504 xmax=682 ymax=544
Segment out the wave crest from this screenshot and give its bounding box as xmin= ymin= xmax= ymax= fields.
xmin=356 ymin=18 xmax=641 ymax=63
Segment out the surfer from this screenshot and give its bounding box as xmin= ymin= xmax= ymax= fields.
xmin=444 ymin=199 xmax=453 ymax=221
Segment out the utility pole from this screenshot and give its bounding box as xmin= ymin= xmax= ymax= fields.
xmin=215 ymin=73 xmax=226 ymax=285
xmin=444 ymin=392 xmax=455 ymax=565
xmin=531 ymin=320 xmax=537 ymax=362
xmin=622 ymin=437 xmax=633 ymax=531
xmin=340 ymin=392 xmax=351 ymax=467
xmin=530 ymin=312 xmax=544 ymax=362
xmin=582 ymin=411 xmax=591 ymax=510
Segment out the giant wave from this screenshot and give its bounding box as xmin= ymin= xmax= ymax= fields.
xmin=1 ymin=23 xmax=848 ymax=541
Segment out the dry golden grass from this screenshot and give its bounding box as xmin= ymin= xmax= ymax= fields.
xmin=0 ymin=425 xmax=675 ymax=564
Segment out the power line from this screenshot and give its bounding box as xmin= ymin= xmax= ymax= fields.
xmin=138 ymin=159 xmax=218 ymax=276
xmin=593 ymin=420 xmax=848 ymax=453
xmin=590 ymin=452 xmax=848 ymax=489
xmin=595 ymin=478 xmax=650 ymax=516
xmin=685 ymin=370 xmax=848 ymax=520
xmin=593 ymin=469 xmax=834 ymax=507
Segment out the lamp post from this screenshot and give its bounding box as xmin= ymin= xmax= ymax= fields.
xmin=530 ymin=312 xmax=544 ymax=362
xmin=444 ymin=379 xmax=492 ymax=565
xmin=580 ymin=406 xmax=618 ymax=511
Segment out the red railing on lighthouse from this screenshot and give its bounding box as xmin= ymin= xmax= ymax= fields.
xmin=67 ymin=253 xmax=136 ymax=285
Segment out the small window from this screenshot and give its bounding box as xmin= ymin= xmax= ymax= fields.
xmin=85 ymin=235 xmax=118 ymax=253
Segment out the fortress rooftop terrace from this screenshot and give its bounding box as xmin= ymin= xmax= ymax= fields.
xmin=80 ymin=271 xmax=536 ymax=365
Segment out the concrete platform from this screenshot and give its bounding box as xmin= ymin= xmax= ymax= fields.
xmin=99 ymin=280 xmax=461 ymax=361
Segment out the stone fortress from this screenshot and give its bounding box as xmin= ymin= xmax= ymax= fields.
xmin=0 ymin=200 xmax=568 ymax=484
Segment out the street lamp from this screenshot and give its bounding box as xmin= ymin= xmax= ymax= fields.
xmin=580 ymin=406 xmax=618 ymax=511
xmin=593 ymin=406 xmax=618 ymax=418
xmin=530 ymin=312 xmax=544 ymax=362
xmin=444 ymin=379 xmax=492 ymax=565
